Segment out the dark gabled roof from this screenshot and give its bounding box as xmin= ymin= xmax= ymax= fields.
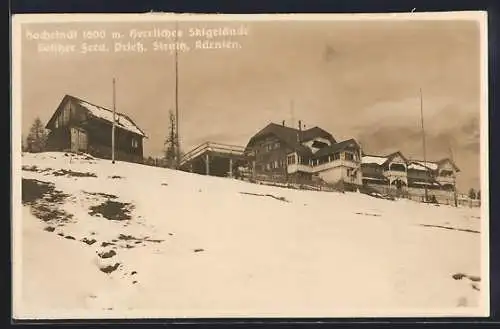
xmin=300 ymin=126 xmax=336 ymax=142
xmin=312 ymin=138 xmax=360 ymax=158
xmin=436 ymin=158 xmax=461 ymax=172
xmin=384 ymin=151 xmax=409 ymax=164
xmin=46 ymin=94 xmax=147 ymax=138
xmin=245 ymin=123 xmax=336 ymax=156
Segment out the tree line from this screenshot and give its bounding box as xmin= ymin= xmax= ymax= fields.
xmin=22 ymin=117 xmax=48 ymax=153
xmin=468 ymin=188 xmax=481 ymax=200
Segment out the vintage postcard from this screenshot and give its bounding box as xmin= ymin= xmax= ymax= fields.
xmin=11 ymin=12 xmax=489 ymax=319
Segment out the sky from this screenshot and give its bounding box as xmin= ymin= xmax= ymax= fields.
xmin=18 ymin=17 xmax=483 ymax=191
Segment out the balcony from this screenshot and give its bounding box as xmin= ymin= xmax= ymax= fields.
xmin=385 ymin=170 xmax=406 ymax=177
xmin=287 ymin=163 xmax=313 ymax=174
xmin=436 ymin=175 xmax=455 ymax=185
xmin=311 ymin=159 xmax=359 ymax=173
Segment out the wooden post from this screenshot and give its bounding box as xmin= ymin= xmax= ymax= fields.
xmin=112 ymin=78 xmax=116 ymax=164
xmin=205 ymin=153 xmax=210 ymax=175
xmin=252 ymin=160 xmax=256 ymax=180
xmin=229 ymin=158 xmax=233 ymax=178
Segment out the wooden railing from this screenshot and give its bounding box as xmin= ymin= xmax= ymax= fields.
xmin=180 ymin=142 xmax=247 ymax=166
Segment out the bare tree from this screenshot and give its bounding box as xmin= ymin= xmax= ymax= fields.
xmin=26 ymin=117 xmax=47 ymax=153
xmin=164 ymin=110 xmax=179 ymax=168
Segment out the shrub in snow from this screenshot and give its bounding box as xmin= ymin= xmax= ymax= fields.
xmin=94 ymin=250 xmax=120 ymax=273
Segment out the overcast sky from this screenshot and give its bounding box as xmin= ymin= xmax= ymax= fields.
xmin=19 ymin=18 xmax=482 ymax=191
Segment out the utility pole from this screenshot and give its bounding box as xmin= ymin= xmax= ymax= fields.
xmin=290 ymin=100 xmax=295 ymax=130
xmin=174 ymin=20 xmax=181 ymax=169
xmin=112 ymin=78 xmax=116 ymax=164
xmin=419 ymin=88 xmax=428 ymax=202
xmin=448 ymin=141 xmax=458 ymax=207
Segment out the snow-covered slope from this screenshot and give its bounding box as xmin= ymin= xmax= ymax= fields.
xmin=14 ymin=152 xmax=486 ymax=319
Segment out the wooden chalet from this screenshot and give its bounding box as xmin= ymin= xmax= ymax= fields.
xmin=178 ymin=120 xmax=462 ymax=205
xmin=45 ymin=94 xmax=147 ymax=163
xmin=244 ymin=122 xmax=363 ymax=188
xmin=361 ymin=152 xmax=460 ymax=203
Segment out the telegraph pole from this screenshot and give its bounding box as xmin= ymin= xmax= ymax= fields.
xmin=174 ymin=20 xmax=181 ymax=169
xmin=420 ymin=88 xmax=428 ymax=202
xmin=112 ymin=78 xmax=116 ymax=164
xmin=448 ymin=141 xmax=458 ymax=207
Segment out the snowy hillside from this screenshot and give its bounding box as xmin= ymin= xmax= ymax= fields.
xmin=15 ymin=152 xmax=486 ymax=319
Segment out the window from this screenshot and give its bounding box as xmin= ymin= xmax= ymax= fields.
xmin=390 ymin=163 xmax=406 ymax=172
xmin=345 ymin=152 xmax=354 ymax=161
xmin=312 ymin=140 xmax=328 ymax=149
xmin=440 ymin=170 xmax=453 ymax=177
xmin=333 ymin=152 xmax=340 ymax=161
xmin=274 ymin=142 xmax=280 ymax=149
xmin=287 ymin=154 xmax=296 ymax=165
xmin=132 ymin=138 xmax=139 ymax=149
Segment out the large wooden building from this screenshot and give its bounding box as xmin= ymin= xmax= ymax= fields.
xmin=243 ymin=122 xmax=363 ymax=188
xmin=179 ymin=120 xmax=461 ymax=204
xmin=45 ymin=94 xmax=147 ymax=163
xmin=242 ymin=121 xmax=460 ymax=203
xmin=361 ymin=153 xmax=460 ymax=204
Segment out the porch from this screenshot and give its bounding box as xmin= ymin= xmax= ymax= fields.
xmin=179 ymin=142 xmax=251 ymax=178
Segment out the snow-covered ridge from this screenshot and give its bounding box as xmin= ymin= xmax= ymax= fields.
xmin=16 ymin=152 xmax=484 ymax=319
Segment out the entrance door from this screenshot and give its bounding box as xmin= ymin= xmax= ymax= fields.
xmin=70 ymin=127 xmax=88 ymax=152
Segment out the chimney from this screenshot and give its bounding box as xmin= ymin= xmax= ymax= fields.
xmin=298 ymin=120 xmax=302 ymax=143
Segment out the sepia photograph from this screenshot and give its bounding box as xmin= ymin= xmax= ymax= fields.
xmin=11 ymin=12 xmax=489 ymax=319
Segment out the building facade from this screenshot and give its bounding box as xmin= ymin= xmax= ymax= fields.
xmin=362 ymin=152 xmax=460 ymax=204
xmin=243 ymin=122 xmax=363 ymax=188
xmin=45 ymin=94 xmax=147 ymax=163
xmin=243 ymin=122 xmax=460 ymax=203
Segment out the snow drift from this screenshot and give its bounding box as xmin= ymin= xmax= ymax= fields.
xmin=13 ymin=152 xmax=487 ymax=319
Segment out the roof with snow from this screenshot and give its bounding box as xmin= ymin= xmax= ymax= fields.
xmin=362 ymin=155 xmax=388 ymax=165
xmin=77 ymin=99 xmax=146 ymax=137
xmin=407 ymin=161 xmax=438 ymax=171
xmin=362 ymin=151 xmax=456 ymax=173
xmin=48 ymin=94 xmax=147 ymax=137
